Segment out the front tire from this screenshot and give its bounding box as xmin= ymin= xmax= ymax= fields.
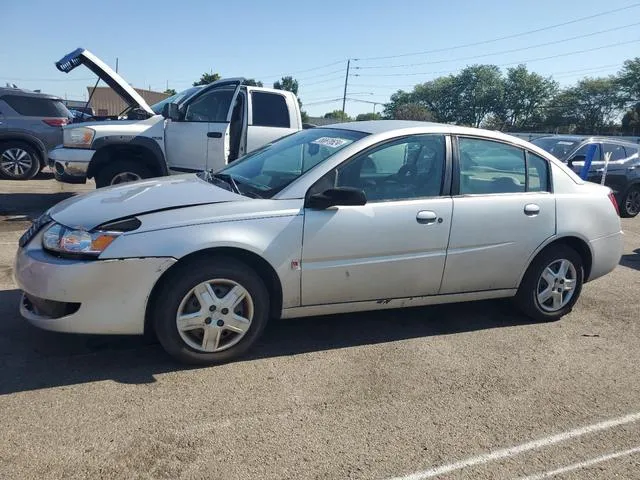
xmin=94 ymin=160 xmax=152 ymax=188
xmin=0 ymin=141 xmax=40 ymax=180
xmin=620 ymin=186 xmax=640 ymax=218
xmin=515 ymin=245 xmax=584 ymax=322
xmin=153 ymin=257 xmax=270 ymax=365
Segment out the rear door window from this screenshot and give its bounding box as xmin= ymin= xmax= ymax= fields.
xmin=1 ymin=95 xmax=70 ymax=117
xmin=603 ymin=143 xmax=627 ymax=161
xmin=251 ymin=92 xmax=290 ymax=128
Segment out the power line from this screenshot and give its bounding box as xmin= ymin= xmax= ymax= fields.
xmin=296 ymin=68 xmax=346 ymax=81
xmin=355 ymin=38 xmax=640 ymax=77
xmin=354 ymin=3 xmax=640 ymax=61
xmin=354 ymin=22 xmax=640 ymax=70
xmin=348 ymin=63 xmax=624 ymax=90
xmin=257 ymin=59 xmax=346 ymax=79
xmin=303 ymin=75 xmax=346 ymax=86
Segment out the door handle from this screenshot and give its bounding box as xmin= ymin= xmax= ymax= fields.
xmin=524 ymin=204 xmax=540 ymax=216
xmin=207 ymin=132 xmax=222 ymax=138
xmin=416 ymin=210 xmax=438 ymax=225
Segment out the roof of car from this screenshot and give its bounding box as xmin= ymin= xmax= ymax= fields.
xmin=0 ymin=87 xmax=62 ymax=100
xmin=325 ymin=120 xmax=443 ymax=134
xmin=535 ymin=134 xmax=639 ymax=147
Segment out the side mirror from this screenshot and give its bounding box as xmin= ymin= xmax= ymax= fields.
xmin=568 ymin=154 xmax=586 ymax=168
xmin=306 ymin=187 xmax=367 ymax=210
xmin=162 ymin=102 xmax=180 ymax=121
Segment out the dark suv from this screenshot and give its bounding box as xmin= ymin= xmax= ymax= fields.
xmin=0 ymin=87 xmax=71 ymax=180
xmin=532 ymin=135 xmax=640 ymax=218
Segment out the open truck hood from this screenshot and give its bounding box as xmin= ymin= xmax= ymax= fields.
xmin=56 ymin=48 xmax=154 ymax=116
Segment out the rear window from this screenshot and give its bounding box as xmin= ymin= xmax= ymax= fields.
xmin=2 ymin=95 xmax=70 ymax=117
xmin=251 ymin=92 xmax=290 ymax=128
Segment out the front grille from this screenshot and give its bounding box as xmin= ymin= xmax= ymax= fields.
xmin=18 ymin=214 xmax=51 ymax=248
xmin=22 ymin=293 xmax=80 ymax=319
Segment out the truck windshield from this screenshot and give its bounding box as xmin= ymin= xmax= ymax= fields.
xmin=201 ymin=128 xmax=368 ymax=198
xmin=151 ymin=86 xmax=203 ymax=114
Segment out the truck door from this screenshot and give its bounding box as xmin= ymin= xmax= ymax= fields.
xmin=246 ymin=89 xmax=299 ymax=153
xmin=165 ymin=79 xmax=242 ymax=173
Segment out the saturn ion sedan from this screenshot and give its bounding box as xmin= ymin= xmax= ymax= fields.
xmin=14 ymin=121 xmax=623 ymax=364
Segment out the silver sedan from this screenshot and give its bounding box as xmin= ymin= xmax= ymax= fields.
xmin=14 ymin=121 xmax=623 ymax=364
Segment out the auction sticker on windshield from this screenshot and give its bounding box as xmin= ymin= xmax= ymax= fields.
xmin=311 ymin=137 xmax=350 ymax=148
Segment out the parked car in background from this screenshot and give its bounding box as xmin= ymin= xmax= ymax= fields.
xmin=50 ymin=48 xmax=303 ymax=188
xmin=532 ymin=135 xmax=640 ymax=217
xmin=15 ymin=121 xmax=622 ymax=364
xmin=0 ymin=87 xmax=71 ymax=180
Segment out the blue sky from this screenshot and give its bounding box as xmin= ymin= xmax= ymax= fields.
xmin=1 ymin=0 xmax=639 ymax=117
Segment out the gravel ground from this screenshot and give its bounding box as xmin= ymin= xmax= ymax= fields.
xmin=1 ymin=175 xmax=639 ymax=479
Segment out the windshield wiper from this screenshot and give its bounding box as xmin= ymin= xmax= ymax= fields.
xmin=209 ymin=172 xmax=240 ymax=194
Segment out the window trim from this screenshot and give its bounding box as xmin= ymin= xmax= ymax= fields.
xmin=305 ymin=133 xmax=452 ymax=205
xmin=452 ymin=135 xmax=553 ymax=197
xmin=249 ymin=90 xmax=291 ymax=128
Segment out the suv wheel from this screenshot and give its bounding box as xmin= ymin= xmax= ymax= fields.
xmin=515 ymin=244 xmax=584 ymax=322
xmin=95 ymin=160 xmax=152 ymax=188
xmin=0 ymin=141 xmax=40 ymax=180
xmin=620 ymin=186 xmax=640 ymax=218
xmin=153 ymin=257 xmax=270 ymax=365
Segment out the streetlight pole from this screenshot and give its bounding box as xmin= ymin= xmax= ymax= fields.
xmin=341 ymin=59 xmax=350 ymax=117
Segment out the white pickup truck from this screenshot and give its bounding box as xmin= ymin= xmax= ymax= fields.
xmin=50 ymin=48 xmax=303 ymax=187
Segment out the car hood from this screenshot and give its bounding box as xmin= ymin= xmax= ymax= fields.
xmin=48 ymin=174 xmax=247 ymax=230
xmin=56 ymin=48 xmax=154 ymax=116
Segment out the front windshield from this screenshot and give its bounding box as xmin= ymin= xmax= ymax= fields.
xmin=151 ymin=86 xmax=203 ymax=114
xmin=531 ymin=137 xmax=578 ymax=160
xmin=201 ymin=128 xmax=368 ymax=198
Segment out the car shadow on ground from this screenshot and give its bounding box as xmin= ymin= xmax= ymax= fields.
xmin=619 ymin=248 xmax=640 ymax=272
xmin=0 ymin=192 xmax=75 ymax=219
xmin=0 ymin=288 xmax=537 ymax=395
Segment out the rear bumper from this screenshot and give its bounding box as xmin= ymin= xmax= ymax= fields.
xmin=49 ymin=147 xmax=93 ymax=184
xmin=588 ymin=231 xmax=624 ymax=282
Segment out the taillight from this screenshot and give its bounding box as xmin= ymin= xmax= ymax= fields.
xmin=42 ymin=118 xmax=69 ymax=127
xmin=608 ymin=192 xmax=620 ymax=216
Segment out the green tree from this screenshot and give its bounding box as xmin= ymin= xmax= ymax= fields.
xmin=621 ymin=102 xmax=640 ymax=135
xmin=301 ymin=110 xmax=310 ymax=123
xmin=355 ymin=112 xmax=382 ymax=121
xmin=163 ymin=88 xmax=177 ymax=96
xmin=560 ymin=77 xmax=625 ymax=134
xmin=273 ymin=76 xmax=299 ymax=95
xmin=499 ymin=65 xmax=558 ymax=131
xmin=393 ymin=103 xmax=432 ymax=121
xmin=454 ymin=65 xmax=504 ymax=127
xmin=617 ymin=58 xmax=640 ymax=101
xmin=323 ymin=110 xmax=351 ymax=121
xmin=243 ymin=79 xmax=263 ymax=87
xmin=193 ymin=72 xmax=221 ymax=86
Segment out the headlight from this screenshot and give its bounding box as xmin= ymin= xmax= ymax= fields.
xmin=63 ymin=127 xmax=95 ymax=148
xmin=42 ymin=223 xmax=120 ymax=257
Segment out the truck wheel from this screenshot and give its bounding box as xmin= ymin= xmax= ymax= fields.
xmin=0 ymin=141 xmax=41 ymax=180
xmin=620 ymin=186 xmax=640 ymax=218
xmin=95 ymin=160 xmax=153 ymax=188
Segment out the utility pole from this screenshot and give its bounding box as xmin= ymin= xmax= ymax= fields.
xmin=341 ymin=59 xmax=350 ymax=117
xmin=115 ymin=58 xmax=119 ymax=73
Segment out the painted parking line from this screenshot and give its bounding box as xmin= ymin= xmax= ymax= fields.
xmin=386 ymin=412 xmax=640 ymax=480
xmin=517 ymin=446 xmax=640 ymax=480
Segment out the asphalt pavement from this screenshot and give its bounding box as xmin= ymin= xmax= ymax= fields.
xmin=1 ymin=174 xmax=639 ymax=479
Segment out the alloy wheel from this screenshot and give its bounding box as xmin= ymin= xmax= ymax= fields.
xmin=536 ymin=258 xmax=578 ymax=312
xmin=1 ymin=147 xmax=33 ymax=178
xmin=176 ymin=279 xmax=254 ymax=353
xmin=625 ymin=189 xmax=640 ymax=216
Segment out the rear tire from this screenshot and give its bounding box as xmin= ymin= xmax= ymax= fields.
xmin=153 ymin=257 xmax=270 ymax=365
xmin=515 ymin=245 xmax=584 ymax=322
xmin=94 ymin=160 xmax=153 ymax=188
xmin=0 ymin=141 xmax=41 ymax=180
xmin=620 ymin=186 xmax=640 ymax=218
